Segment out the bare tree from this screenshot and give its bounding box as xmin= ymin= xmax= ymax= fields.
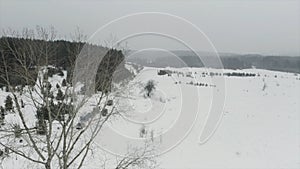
xmin=0 ymin=27 xmax=156 ymax=169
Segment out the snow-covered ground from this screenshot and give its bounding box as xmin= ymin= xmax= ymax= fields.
xmin=0 ymin=65 xmax=299 ymax=169
xmin=107 ymin=67 xmax=300 ymax=169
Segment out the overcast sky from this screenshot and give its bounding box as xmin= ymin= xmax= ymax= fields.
xmin=0 ymin=0 xmax=299 ymax=56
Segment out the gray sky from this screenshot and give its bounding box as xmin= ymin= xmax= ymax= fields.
xmin=0 ymin=0 xmax=299 ymax=56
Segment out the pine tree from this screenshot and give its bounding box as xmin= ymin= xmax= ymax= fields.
xmin=0 ymin=106 xmax=5 ymax=125
xmin=56 ymin=89 xmax=64 ymax=101
xmin=36 ymin=119 xmax=46 ymax=135
xmin=13 ymin=124 xmax=22 ymax=138
xmin=62 ymin=79 xmax=67 ymax=87
xmin=5 ymin=95 xmax=13 ymax=112
xmin=0 ymin=106 xmax=4 ymax=116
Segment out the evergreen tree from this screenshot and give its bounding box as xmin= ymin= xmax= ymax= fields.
xmin=62 ymin=79 xmax=67 ymax=87
xmin=46 ymin=82 xmax=52 ymax=93
xmin=5 ymin=95 xmax=13 ymax=112
xmin=13 ymin=124 xmax=22 ymax=138
xmin=0 ymin=106 xmax=4 ymax=116
xmin=56 ymin=89 xmax=64 ymax=101
xmin=36 ymin=119 xmax=47 ymax=135
xmin=0 ymin=106 xmax=5 ymax=125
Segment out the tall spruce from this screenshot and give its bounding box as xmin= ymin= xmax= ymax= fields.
xmin=5 ymin=95 xmax=13 ymax=112
xmin=56 ymin=89 xmax=64 ymax=101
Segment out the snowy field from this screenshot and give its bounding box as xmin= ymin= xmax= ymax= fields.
xmin=108 ymin=66 xmax=300 ymax=169
xmin=0 ymin=65 xmax=299 ymax=169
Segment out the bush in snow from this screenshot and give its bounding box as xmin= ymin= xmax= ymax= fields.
xmin=139 ymin=125 xmax=147 ymax=138
xmin=144 ymin=80 xmax=156 ymax=97
xmin=101 ymin=108 xmax=108 ymax=116
xmin=106 ymin=99 xmax=113 ymax=106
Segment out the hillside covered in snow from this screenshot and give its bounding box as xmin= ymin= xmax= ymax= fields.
xmin=0 ymin=63 xmax=299 ymax=169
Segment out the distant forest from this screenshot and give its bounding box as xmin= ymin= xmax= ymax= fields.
xmin=127 ymin=51 xmax=300 ymax=73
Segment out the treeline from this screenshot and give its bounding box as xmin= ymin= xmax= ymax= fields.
xmin=223 ymin=72 xmax=256 ymax=77
xmin=178 ymin=54 xmax=300 ymax=73
xmin=220 ymin=54 xmax=300 ymax=73
xmin=127 ymin=50 xmax=300 ymax=73
xmin=0 ymin=37 xmax=127 ymax=91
